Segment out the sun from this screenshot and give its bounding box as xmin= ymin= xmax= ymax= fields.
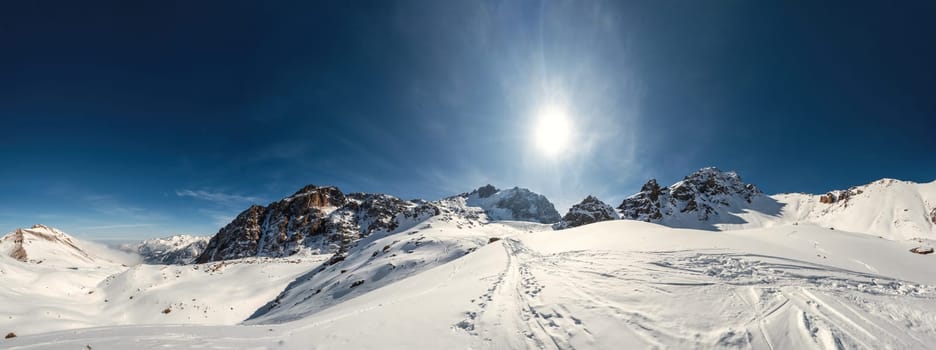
xmin=533 ymin=105 xmax=572 ymax=157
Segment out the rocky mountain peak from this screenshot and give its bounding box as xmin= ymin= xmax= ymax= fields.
xmin=289 ymin=185 xmax=346 ymax=208
xmin=30 ymin=224 xmax=52 ymax=230
xmin=473 ymin=184 xmax=498 ymax=198
xmin=619 ymin=167 xmax=762 ymax=225
xmin=197 ymin=185 xmax=440 ymax=263
xmin=461 ymin=185 xmax=561 ymax=224
xmin=555 ymin=195 xmax=619 ymax=229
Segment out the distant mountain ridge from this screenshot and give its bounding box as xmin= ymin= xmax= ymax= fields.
xmin=457 ymin=184 xmax=561 ymax=224
xmin=123 ymin=234 xmax=210 ymax=265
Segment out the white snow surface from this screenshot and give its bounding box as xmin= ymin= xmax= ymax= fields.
xmin=6 ymin=220 xmax=936 ymax=349
xmin=718 ymin=179 xmax=936 ymax=240
xmin=0 ymin=225 xmax=328 ymax=337
xmin=0 ymin=224 xmax=138 ymax=268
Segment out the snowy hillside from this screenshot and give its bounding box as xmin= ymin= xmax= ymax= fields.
xmin=0 ymin=224 xmax=137 ymax=267
xmin=4 ymin=174 xmax=936 ymax=349
xmin=247 ymin=210 xmax=553 ymax=324
xmin=618 ymin=167 xmax=936 ymax=240
xmin=6 ymin=221 xmax=936 ymax=349
xmin=0 ymin=243 xmax=327 ymax=337
xmin=765 ymin=179 xmax=936 ymax=240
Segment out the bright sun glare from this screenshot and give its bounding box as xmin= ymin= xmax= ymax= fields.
xmin=533 ymin=106 xmax=572 ymax=157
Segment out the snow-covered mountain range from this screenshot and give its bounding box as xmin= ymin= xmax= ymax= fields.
xmin=196 ymin=184 xmax=560 ymax=263
xmin=121 ymin=234 xmax=211 ymax=265
xmin=618 ymin=167 xmax=936 ymax=240
xmin=3 ymin=168 xmax=936 ymax=349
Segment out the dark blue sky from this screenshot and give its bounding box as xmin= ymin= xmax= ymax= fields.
xmin=2 ymin=1 xmax=935 ymax=239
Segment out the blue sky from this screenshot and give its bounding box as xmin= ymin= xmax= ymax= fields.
xmin=2 ymin=1 xmax=935 ymax=239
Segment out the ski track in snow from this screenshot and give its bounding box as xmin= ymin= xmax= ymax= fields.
xmin=7 ymin=221 xmax=936 ymax=349
xmin=455 ymin=237 xmax=590 ymax=349
xmin=456 ymin=241 xmax=936 ymax=349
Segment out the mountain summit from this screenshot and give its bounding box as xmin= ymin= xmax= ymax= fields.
xmin=458 ymin=185 xmax=561 ymax=224
xmin=618 ymin=167 xmax=767 ymax=229
xmin=555 ymin=195 xmax=619 ymax=229
xmin=196 ymin=185 xmax=438 ymax=263
xmin=197 ymin=184 xmax=561 ymax=263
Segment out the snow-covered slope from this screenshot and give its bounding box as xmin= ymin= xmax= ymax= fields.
xmin=764 ymin=179 xmax=936 ymax=240
xmin=0 ymin=249 xmax=326 ymax=337
xmin=5 ymin=174 xmax=936 ymax=349
xmin=0 ymin=224 xmax=137 ymax=267
xmin=123 ymin=234 xmax=210 ymax=265
xmin=246 ymin=208 xmax=553 ymax=324
xmin=618 ymin=167 xmax=936 ymax=240
xmin=8 ymin=221 xmax=936 ymax=349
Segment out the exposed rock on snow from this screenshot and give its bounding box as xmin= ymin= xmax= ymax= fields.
xmin=197 ymin=184 xmax=561 ymax=263
xmin=818 ymin=188 xmax=863 ymax=204
xmin=617 ymin=169 xmax=936 ymax=240
xmin=457 ymin=185 xmax=561 ymax=224
xmin=197 ymin=185 xmax=438 ymax=263
xmin=554 ymin=195 xmax=619 ymax=229
xmin=618 ymin=167 xmax=763 ymax=228
xmin=771 ymin=178 xmax=936 ymax=240
xmin=125 ymin=235 xmax=210 ymax=265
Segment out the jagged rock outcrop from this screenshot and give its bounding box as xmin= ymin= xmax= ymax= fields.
xmin=619 ymin=179 xmax=665 ymax=222
xmin=458 ymin=185 xmax=561 ymax=224
xmin=554 ymin=196 xmax=619 ymax=229
xmin=819 ymin=188 xmax=864 ymax=205
xmin=126 ymin=235 xmax=210 ymax=265
xmin=618 ymin=167 xmax=762 ymax=224
xmin=196 ymin=183 xmax=563 ymax=262
xmin=196 ymin=185 xmax=440 ymax=263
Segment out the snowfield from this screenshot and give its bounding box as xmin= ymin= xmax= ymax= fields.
xmin=5 ymin=220 xmax=936 ymax=349
xmin=0 ymin=250 xmax=328 ymax=337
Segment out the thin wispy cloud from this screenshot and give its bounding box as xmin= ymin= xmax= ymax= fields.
xmin=175 ymin=190 xmax=264 ymax=205
xmin=198 ymin=208 xmax=238 ymax=227
xmin=75 ymin=223 xmax=157 ymax=230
